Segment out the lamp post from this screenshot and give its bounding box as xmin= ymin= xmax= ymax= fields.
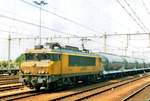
xmin=33 ymin=0 xmax=48 ymax=45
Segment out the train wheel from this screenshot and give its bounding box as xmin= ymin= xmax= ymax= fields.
xmin=29 ymin=83 xmax=34 ymax=89
xmin=47 ymin=83 xmax=57 ymax=90
xmin=35 ymin=85 xmax=41 ymax=91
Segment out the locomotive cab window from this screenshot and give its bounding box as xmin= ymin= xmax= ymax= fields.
xmin=25 ymin=53 xmax=34 ymax=60
xmin=25 ymin=53 xmax=60 ymax=61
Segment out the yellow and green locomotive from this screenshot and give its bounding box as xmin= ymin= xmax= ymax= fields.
xmin=20 ymin=43 xmax=102 ymax=90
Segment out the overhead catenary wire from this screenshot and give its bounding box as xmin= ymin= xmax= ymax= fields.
xmin=123 ymin=0 xmax=150 ymax=32
xmin=86 ymin=0 xmax=132 ymax=32
xmin=0 ymin=29 xmax=150 ymax=40
xmin=123 ymin=0 xmax=150 ymax=47
xmin=0 ymin=13 xmax=79 ymax=36
xmin=0 ymin=13 xmax=62 ymax=33
xmin=0 ymin=31 xmax=149 ymax=40
xmin=116 ymin=0 xmax=147 ymax=32
xmin=20 ymin=0 xmax=103 ymax=35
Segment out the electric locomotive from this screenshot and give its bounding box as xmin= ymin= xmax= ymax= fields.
xmin=20 ymin=43 xmax=101 ymax=90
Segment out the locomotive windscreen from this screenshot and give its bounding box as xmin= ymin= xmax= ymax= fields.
xmin=25 ymin=53 xmax=60 ymax=61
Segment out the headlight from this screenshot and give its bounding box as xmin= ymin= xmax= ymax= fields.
xmin=41 ymin=70 xmax=45 ymax=74
xmin=38 ymin=70 xmax=45 ymax=74
xmin=24 ymin=70 xmax=30 ymax=74
xmin=38 ymin=71 xmax=41 ymax=74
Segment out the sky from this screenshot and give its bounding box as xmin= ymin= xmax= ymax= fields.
xmin=0 ymin=0 xmax=150 ymax=61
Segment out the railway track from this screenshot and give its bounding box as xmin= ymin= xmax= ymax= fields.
xmin=0 ymin=76 xmax=19 ymax=85
xmin=0 ymin=79 xmax=19 ymax=85
xmin=0 ymin=75 xmax=18 ymax=78
xmin=121 ymin=82 xmax=150 ymax=101
xmin=0 ymin=88 xmax=45 ymax=101
xmin=0 ymin=77 xmax=131 ymax=101
xmin=0 ymin=83 xmax=23 ymax=92
xmin=49 ymin=74 xmax=150 ymax=101
xmin=0 ymin=74 xmax=149 ymax=101
xmin=0 ymin=77 xmax=18 ymax=81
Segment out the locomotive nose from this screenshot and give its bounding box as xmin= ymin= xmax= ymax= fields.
xmin=20 ymin=61 xmax=54 ymax=89
xmin=35 ymin=61 xmax=53 ymax=74
xmin=21 ymin=61 xmax=54 ymax=74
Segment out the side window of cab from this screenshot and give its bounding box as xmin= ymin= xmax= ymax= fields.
xmin=52 ymin=54 xmax=61 ymax=61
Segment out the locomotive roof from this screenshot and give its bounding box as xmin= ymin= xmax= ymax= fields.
xmin=24 ymin=48 xmax=98 ymax=57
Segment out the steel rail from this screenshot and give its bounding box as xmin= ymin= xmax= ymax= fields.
xmin=121 ymin=82 xmax=150 ymax=101
xmin=49 ymin=74 xmax=150 ymax=101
